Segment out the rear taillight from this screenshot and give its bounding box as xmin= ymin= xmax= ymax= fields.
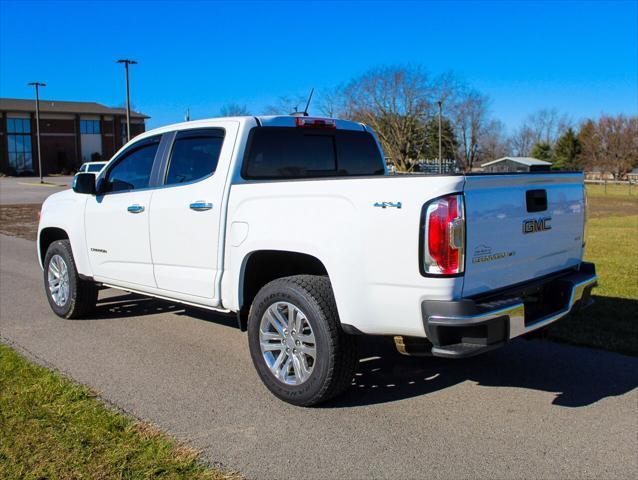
xmin=422 ymin=194 xmax=465 ymax=276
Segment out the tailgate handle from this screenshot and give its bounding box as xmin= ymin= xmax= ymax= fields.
xmin=526 ymin=189 xmax=547 ymax=213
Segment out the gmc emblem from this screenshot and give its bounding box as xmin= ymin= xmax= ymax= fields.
xmin=523 ymin=217 xmax=552 ymax=234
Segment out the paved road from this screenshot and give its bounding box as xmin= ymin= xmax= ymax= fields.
xmin=0 ymin=176 xmax=73 ymax=204
xmin=1 ymin=234 xmax=637 ymax=479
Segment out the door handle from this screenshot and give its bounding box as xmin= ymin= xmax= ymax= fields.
xmin=189 ymin=201 xmax=213 ymax=211
xmin=127 ymin=204 xmax=145 ymax=214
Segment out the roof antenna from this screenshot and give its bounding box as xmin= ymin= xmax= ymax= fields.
xmin=302 ymin=88 xmax=314 ymax=116
xmin=290 ymin=88 xmax=314 ymax=117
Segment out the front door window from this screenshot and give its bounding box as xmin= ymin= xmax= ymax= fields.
xmin=101 ymin=138 xmax=159 ymax=193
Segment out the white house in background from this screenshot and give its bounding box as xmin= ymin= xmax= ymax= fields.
xmin=481 ymin=156 xmax=552 ymax=173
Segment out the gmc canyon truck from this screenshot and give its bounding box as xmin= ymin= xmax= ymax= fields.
xmin=38 ymin=115 xmax=597 ymax=406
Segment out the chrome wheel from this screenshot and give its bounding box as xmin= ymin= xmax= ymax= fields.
xmin=47 ymin=254 xmax=70 ymax=307
xmin=259 ymin=301 xmax=317 ymax=385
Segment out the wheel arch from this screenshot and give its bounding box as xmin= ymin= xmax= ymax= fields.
xmin=39 ymin=227 xmax=70 ymax=266
xmin=236 ymin=249 xmax=329 ymax=331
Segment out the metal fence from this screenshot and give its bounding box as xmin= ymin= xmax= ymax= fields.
xmin=584 ymin=179 xmax=636 ymax=195
xmin=386 ymin=159 xmax=459 ymax=175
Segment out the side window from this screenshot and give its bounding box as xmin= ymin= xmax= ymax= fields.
xmin=103 ymin=137 xmax=160 ymax=193
xmin=164 ymin=128 xmax=225 ymax=185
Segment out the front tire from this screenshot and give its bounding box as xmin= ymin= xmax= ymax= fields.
xmin=247 ymin=275 xmax=358 ymax=406
xmin=43 ymin=240 xmax=98 ymax=319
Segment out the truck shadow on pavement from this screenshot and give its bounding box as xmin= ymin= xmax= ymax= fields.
xmin=324 ymin=335 xmax=638 ymax=409
xmin=89 ymin=292 xmax=638 ymax=410
xmin=89 ymin=293 xmax=240 ymax=329
xmin=87 ymin=293 xmax=184 ymax=319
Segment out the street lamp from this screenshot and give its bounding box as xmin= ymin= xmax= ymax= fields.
xmin=116 ymin=59 xmax=137 ymax=142
xmin=437 ymin=100 xmax=443 ymax=174
xmin=28 ymin=82 xmax=46 ymax=183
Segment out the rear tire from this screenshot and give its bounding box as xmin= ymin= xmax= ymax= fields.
xmin=247 ymin=275 xmax=358 ymax=406
xmin=43 ymin=240 xmax=98 ymax=319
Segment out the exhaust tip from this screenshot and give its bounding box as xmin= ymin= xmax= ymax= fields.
xmin=393 ymin=336 xmax=433 ymax=357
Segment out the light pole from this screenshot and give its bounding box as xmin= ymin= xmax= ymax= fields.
xmin=437 ymin=100 xmax=443 ymax=174
xmin=116 ymin=59 xmax=137 ymax=142
xmin=28 ymin=82 xmax=46 ymax=183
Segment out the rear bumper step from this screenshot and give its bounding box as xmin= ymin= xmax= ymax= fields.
xmin=422 ymin=262 xmax=597 ymax=359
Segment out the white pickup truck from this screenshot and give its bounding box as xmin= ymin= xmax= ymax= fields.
xmin=38 ymin=115 xmax=597 ymax=406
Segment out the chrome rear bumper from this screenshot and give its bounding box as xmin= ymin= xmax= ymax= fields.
xmin=421 ymin=263 xmax=598 ymax=358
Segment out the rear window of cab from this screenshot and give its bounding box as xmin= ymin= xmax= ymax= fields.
xmin=242 ymin=127 xmax=385 ymax=180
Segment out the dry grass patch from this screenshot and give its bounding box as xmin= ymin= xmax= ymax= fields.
xmin=0 ymin=203 xmax=40 ymax=241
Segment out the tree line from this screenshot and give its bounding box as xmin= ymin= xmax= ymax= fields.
xmin=219 ymin=65 xmax=638 ymax=177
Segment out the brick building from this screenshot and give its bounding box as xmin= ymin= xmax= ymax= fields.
xmin=0 ymin=98 xmax=149 ymax=176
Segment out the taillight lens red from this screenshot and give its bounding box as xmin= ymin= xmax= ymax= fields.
xmin=423 ymin=194 xmax=465 ymax=275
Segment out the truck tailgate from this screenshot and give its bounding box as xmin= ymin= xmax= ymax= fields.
xmin=462 ymin=173 xmax=585 ymax=297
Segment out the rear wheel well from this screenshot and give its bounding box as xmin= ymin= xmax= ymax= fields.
xmin=39 ymin=227 xmax=69 ymax=265
xmin=238 ymin=250 xmax=329 ymax=331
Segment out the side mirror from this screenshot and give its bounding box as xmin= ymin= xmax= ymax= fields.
xmin=72 ymin=173 xmax=97 ymax=195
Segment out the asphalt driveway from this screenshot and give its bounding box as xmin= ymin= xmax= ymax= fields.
xmin=1 ymin=234 xmax=636 ymax=479
xmin=0 ymin=175 xmax=73 ymax=205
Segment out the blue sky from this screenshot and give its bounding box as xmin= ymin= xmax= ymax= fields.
xmin=1 ymin=0 xmax=636 ymax=131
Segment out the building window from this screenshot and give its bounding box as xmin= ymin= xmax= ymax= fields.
xmin=7 ymin=118 xmax=33 ymax=172
xmin=7 ymin=118 xmax=31 ymax=134
xmin=80 ymin=119 xmax=101 ymax=134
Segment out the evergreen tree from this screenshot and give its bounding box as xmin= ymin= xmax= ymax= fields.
xmin=422 ymin=117 xmax=458 ymax=160
xmin=552 ymin=128 xmax=582 ymax=170
xmin=530 ymin=142 xmax=553 ymax=162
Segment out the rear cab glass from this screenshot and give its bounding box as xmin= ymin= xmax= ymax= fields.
xmin=242 ymin=127 xmax=385 ymax=180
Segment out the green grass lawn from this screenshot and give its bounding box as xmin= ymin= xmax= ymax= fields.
xmin=548 ymin=185 xmax=638 ymax=356
xmin=0 ymin=344 xmax=240 ymax=480
xmin=585 ymin=182 xmax=637 ymax=198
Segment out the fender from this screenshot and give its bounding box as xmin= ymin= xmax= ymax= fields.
xmin=38 ymin=190 xmax=93 ymax=277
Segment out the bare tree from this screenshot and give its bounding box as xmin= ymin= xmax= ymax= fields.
xmin=329 ymin=65 xmax=438 ymax=171
xmin=509 ymin=125 xmax=536 ymax=156
xmin=264 ymin=94 xmax=310 ymax=115
xmin=479 ymin=119 xmax=509 ymax=162
xmin=318 ymin=88 xmax=345 ymax=118
xmin=450 ymin=88 xmax=490 ymax=171
xmin=577 ymin=120 xmax=602 ymax=171
xmin=511 ymin=108 xmax=571 ymax=152
xmin=579 ymin=115 xmax=638 ymax=178
xmin=507 ymin=109 xmax=572 ymax=157
xmin=219 ymin=103 xmax=250 ymax=117
xmin=527 ymin=108 xmax=572 ymax=145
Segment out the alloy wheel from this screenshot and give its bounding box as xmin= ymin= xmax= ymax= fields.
xmin=259 ymin=301 xmax=317 ymax=385
xmin=47 ymin=254 xmax=70 ymax=307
